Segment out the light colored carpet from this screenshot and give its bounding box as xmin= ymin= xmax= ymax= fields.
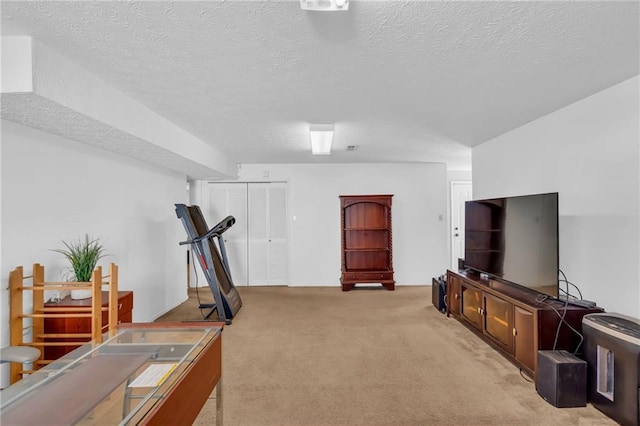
xmin=156 ymin=286 xmax=615 ymax=426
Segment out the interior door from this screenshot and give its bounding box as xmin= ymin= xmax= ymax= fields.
xmin=248 ymin=182 xmax=288 ymax=286
xmin=204 ymin=181 xmax=288 ymax=287
xmin=451 ymin=181 xmax=473 ymax=269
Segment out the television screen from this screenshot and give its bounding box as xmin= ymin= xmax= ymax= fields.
xmin=464 ymin=192 xmax=559 ymax=298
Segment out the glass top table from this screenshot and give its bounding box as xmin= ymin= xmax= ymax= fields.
xmin=1 ymin=323 xmax=223 ymax=425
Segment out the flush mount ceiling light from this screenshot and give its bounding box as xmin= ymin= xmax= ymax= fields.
xmin=309 ymin=124 xmax=334 ymax=155
xmin=300 ymin=0 xmax=349 ymax=12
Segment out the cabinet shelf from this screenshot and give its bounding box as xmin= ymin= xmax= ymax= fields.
xmin=346 ymin=267 xmax=390 ymax=271
xmin=344 ymin=248 xmax=390 ymax=252
xmin=344 ymin=227 xmax=390 ymax=231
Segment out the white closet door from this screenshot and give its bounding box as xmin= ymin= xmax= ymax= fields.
xmin=267 ymin=184 xmax=288 ymax=284
xmin=248 ymin=182 xmax=288 ymax=286
xmin=205 ymin=183 xmax=248 ymax=286
xmin=204 ymin=181 xmax=287 ymax=287
xmin=248 ymin=184 xmax=268 ymax=285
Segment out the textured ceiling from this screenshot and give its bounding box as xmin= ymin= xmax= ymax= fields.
xmin=1 ymin=1 xmax=639 ymax=172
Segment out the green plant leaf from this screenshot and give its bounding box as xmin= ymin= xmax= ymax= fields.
xmin=51 ymin=234 xmax=107 ymax=282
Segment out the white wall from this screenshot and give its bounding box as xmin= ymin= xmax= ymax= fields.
xmin=1 ymin=120 xmax=189 ymax=379
xmin=217 ymin=163 xmax=449 ymax=286
xmin=472 ymin=76 xmax=639 ymax=317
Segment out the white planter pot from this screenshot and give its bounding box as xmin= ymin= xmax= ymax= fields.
xmin=70 ymin=288 xmax=92 ymax=300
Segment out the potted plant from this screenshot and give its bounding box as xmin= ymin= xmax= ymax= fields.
xmin=53 ymin=234 xmax=107 ymax=300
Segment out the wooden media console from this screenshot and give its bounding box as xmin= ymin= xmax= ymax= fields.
xmin=446 ymin=269 xmax=603 ymax=377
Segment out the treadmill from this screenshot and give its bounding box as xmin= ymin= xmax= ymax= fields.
xmin=175 ymin=204 xmax=243 ymax=324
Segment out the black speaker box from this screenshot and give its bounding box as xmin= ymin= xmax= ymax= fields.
xmin=536 ymin=350 xmax=587 ymax=408
xmin=431 ymin=277 xmax=446 ymax=314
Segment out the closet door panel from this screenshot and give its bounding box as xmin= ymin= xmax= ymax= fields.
xmin=204 ymin=183 xmax=248 ymax=286
xmin=267 ymin=184 xmax=288 ymax=284
xmin=248 ymin=185 xmax=268 ymax=285
xmin=225 ymin=185 xmax=249 ymax=286
xmin=269 ymin=185 xmax=287 ymax=239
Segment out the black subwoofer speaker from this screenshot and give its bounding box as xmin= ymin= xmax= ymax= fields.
xmin=431 ymin=277 xmax=446 ymax=314
xmin=536 ymin=350 xmax=587 ymax=408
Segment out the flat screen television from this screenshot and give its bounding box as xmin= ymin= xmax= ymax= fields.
xmin=464 ymin=192 xmax=559 ymax=298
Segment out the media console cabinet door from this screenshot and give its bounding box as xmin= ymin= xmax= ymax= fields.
xmin=447 ymin=272 xmax=461 ymax=316
xmin=513 ymin=306 xmax=535 ymax=372
xmin=461 ymin=283 xmax=483 ymax=331
xmin=483 ymin=293 xmax=514 ymax=353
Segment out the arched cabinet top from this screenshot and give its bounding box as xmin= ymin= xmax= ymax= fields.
xmin=339 ymin=194 xmax=393 ymax=209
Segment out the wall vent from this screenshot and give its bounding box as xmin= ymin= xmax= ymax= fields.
xmin=346 ymin=145 xmax=358 ymax=151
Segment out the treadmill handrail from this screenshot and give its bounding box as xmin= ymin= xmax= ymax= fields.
xmin=209 ymin=215 xmax=236 ymax=236
xmin=178 ymin=215 xmax=235 ymax=245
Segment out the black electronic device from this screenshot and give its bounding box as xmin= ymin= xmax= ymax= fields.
xmin=536 ymin=350 xmax=587 ymax=408
xmin=431 ymin=276 xmax=446 ymax=314
xmin=464 ymin=192 xmax=559 ymax=299
xmin=558 ymin=295 xmax=597 ymax=308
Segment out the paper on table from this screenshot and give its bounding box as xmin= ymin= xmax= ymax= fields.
xmin=128 ymin=363 xmax=178 ymax=388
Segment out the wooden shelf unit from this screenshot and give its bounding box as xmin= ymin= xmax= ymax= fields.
xmin=446 ymin=269 xmax=603 ymax=377
xmin=464 ymin=199 xmax=505 ymax=277
xmin=340 ymin=194 xmax=394 ymax=291
xmin=8 ymin=263 xmax=120 ymax=384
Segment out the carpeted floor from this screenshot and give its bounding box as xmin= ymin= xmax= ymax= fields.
xmin=156 ymin=286 xmax=615 ymax=426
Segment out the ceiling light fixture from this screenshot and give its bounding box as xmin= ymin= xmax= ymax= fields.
xmin=310 ymin=124 xmax=334 ymax=155
xmin=300 ymin=0 xmax=349 ymax=12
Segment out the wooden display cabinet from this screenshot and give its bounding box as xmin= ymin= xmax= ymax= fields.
xmin=44 ymin=291 xmax=133 ymax=360
xmin=446 ymin=269 xmax=602 ymax=377
xmin=339 ymin=195 xmax=394 ymax=291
